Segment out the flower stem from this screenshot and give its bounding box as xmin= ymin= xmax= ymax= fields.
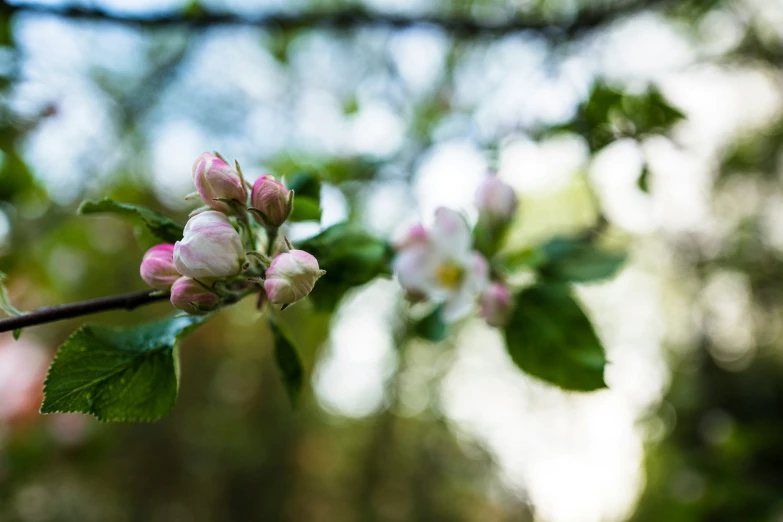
xmin=266 ymin=226 xmax=278 ymax=256
xmin=0 ymin=290 xmax=170 ymax=333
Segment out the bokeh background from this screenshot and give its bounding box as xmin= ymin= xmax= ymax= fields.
xmin=1 ymin=0 xmax=783 ymax=520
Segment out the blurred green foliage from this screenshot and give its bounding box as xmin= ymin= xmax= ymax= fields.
xmin=268 ymin=318 xmax=305 ymax=406
xmin=505 ymin=284 xmax=607 ymax=391
xmin=286 ymin=172 xmax=323 ymax=222
xmin=299 ymin=223 xmax=393 ymax=311
xmin=0 ymin=0 xmax=781 ymax=520
xmin=551 ymin=83 xmax=685 ymax=153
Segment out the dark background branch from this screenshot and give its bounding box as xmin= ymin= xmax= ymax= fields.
xmin=3 ymin=0 xmax=674 ymax=38
xmin=0 ymin=290 xmax=170 ymax=333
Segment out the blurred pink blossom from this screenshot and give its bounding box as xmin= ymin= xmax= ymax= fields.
xmin=475 ymin=176 xmax=518 ymax=225
xmin=394 ymin=208 xmax=489 ymax=322
xmin=480 ymin=282 xmax=513 ymax=327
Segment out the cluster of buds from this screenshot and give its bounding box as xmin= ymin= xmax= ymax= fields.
xmin=393 ymin=176 xmax=517 ymax=328
xmin=139 ymin=152 xmax=325 ymax=314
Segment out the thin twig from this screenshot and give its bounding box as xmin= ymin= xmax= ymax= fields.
xmin=0 ymin=290 xmax=170 ymax=333
xmin=4 ymin=0 xmax=675 ymax=39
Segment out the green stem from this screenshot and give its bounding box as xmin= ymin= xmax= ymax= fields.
xmin=266 ymin=226 xmax=279 ymax=256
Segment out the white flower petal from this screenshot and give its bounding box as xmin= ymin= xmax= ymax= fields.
xmin=393 ymin=247 xmax=440 ymax=295
xmin=431 ymin=207 xmax=472 ymax=259
xmin=469 ymin=252 xmax=490 ymax=293
xmin=441 ymin=255 xmax=488 ymax=322
xmin=441 ymin=284 xmax=478 ymax=323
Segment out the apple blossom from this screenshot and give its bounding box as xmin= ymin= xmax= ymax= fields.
xmin=393 ymin=208 xmax=489 ymax=322
xmin=170 ymin=277 xmax=220 ymax=314
xmin=250 ymin=175 xmax=293 ymax=228
xmin=192 ymin=152 xmax=247 ymax=212
xmin=174 ymin=211 xmax=244 ymax=279
xmin=139 ymin=244 xmax=180 ymax=291
xmin=393 ymin=224 xmax=429 ymax=250
xmin=475 ymin=176 xmax=518 ymax=225
xmin=479 ymin=282 xmax=512 ymax=327
xmin=264 ymin=249 xmax=325 ymax=306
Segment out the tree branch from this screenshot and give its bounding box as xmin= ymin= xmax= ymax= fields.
xmin=0 ymin=290 xmax=170 ymax=333
xmin=4 ymin=0 xmax=674 ymax=39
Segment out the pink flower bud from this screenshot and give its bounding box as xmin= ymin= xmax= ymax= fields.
xmin=174 ymin=211 xmax=244 ymax=279
xmin=192 ymin=152 xmax=247 ymax=212
xmin=170 ymin=277 xmax=220 ymax=314
xmin=139 ymin=244 xmax=180 ymax=290
xmin=264 ymin=249 xmax=325 ymax=306
xmin=479 ymin=282 xmax=512 ymax=327
xmin=250 ymin=175 xmax=292 ymax=227
xmin=393 ymin=224 xmax=429 ymax=251
xmin=475 ymin=176 xmax=518 ymax=225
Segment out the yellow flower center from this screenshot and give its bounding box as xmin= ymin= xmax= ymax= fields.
xmin=435 ymin=262 xmax=463 ymax=289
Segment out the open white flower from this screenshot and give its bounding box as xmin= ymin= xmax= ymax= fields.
xmin=393 ymin=208 xmax=489 ymax=322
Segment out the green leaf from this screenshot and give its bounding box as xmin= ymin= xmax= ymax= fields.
xmin=719 ymin=120 xmax=783 ymax=181
xmin=504 ymin=284 xmax=606 ymax=391
xmin=413 ymin=306 xmax=448 ymax=342
xmin=289 ymin=196 xmax=322 ymax=222
xmin=182 ymin=0 xmax=206 ymax=17
xmin=0 ymin=7 xmax=13 ymax=47
xmin=552 ymin=83 xmax=685 ymax=152
xmin=268 ymin=319 xmax=304 ymax=406
xmin=0 ymin=147 xmax=37 ymax=202
xmin=538 ymin=237 xmax=626 ymax=283
xmin=473 ymin=219 xmax=511 ymax=259
xmin=42 ymin=315 xmax=208 ymax=422
xmin=637 ymin=164 xmax=650 ymax=193
xmin=299 ymin=224 xmax=393 ymax=310
xmin=0 ymin=271 xmax=23 ymax=317
xmin=343 ymin=95 xmax=360 ymax=115
xmin=286 ymin=172 xmax=321 ymax=200
xmin=79 ymin=198 xmax=184 ymax=243
xmin=264 ymin=156 xmax=380 ymax=184
xmin=499 ymin=247 xmax=547 ymax=273
xmin=287 ymin=173 xmax=322 ymax=222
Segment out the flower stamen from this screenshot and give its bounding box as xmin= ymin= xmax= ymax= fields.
xmin=435 ymin=263 xmax=463 ymax=289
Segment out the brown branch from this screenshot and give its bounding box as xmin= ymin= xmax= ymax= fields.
xmin=0 ymin=290 xmax=170 ymax=333
xmin=3 ymin=0 xmax=676 ymax=39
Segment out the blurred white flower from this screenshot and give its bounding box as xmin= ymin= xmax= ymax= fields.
xmin=393 ymin=207 xmax=489 ymax=322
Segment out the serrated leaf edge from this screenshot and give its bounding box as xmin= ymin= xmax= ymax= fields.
xmin=40 ymin=315 xmax=208 ymax=422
